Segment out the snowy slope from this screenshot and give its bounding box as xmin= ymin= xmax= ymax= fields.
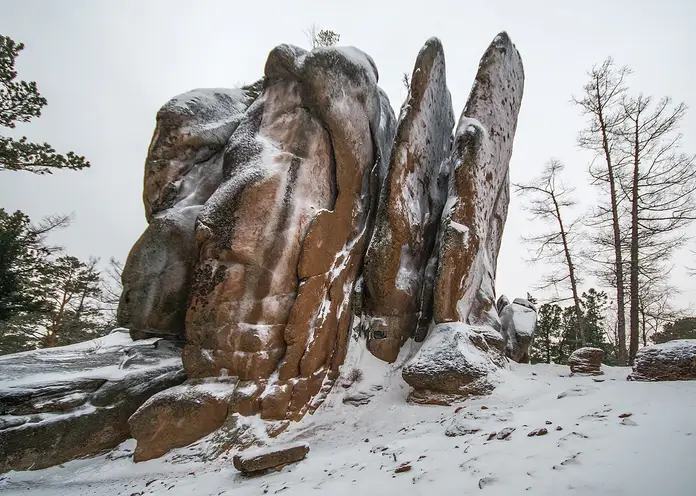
xmin=2 ymin=351 xmax=695 ymax=496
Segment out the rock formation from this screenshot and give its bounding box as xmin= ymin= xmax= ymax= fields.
xmin=119 ymin=86 xmax=260 ymax=339
xmin=628 ymin=340 xmax=696 ymax=381
xmin=0 ymin=331 xmax=185 ymax=472
xmin=362 ymin=38 xmax=454 ymax=362
xmin=112 ymin=31 xmax=526 ymax=463
xmin=568 ymin=347 xmax=604 ymax=376
xmin=499 ymin=297 xmax=537 ymax=362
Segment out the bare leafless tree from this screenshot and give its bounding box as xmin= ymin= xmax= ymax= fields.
xmin=616 ymin=94 xmax=696 ymax=362
xmin=515 ymin=159 xmax=587 ymax=345
xmin=573 ymin=58 xmax=632 ymax=364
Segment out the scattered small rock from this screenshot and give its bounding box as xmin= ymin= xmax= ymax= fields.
xmin=618 ymin=412 xmax=633 ymax=418
xmin=487 ymin=432 xmax=497 ymax=441
xmin=496 ymin=427 xmax=515 ymax=440
xmin=455 ymin=406 xmax=464 ymax=413
xmin=395 ymin=463 xmax=412 ymax=474
xmin=364 ymin=438 xmax=369 ymax=443
xmin=481 ymin=406 xmax=489 ymax=410
xmin=545 ymin=421 xmax=552 ymax=425
xmin=478 ymin=476 xmax=498 ymax=489
xmin=556 ymin=426 xmax=563 ymax=431
xmin=527 ymin=428 xmax=548 ymax=437
xmin=342 ymin=391 xmax=373 ymax=407
xmin=593 ymin=378 xmax=605 ymax=383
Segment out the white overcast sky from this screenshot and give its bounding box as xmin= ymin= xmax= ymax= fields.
xmin=1 ymin=0 xmax=694 ymax=311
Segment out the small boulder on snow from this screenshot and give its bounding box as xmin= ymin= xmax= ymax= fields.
xmin=402 ymin=323 xmax=506 ymax=402
xmin=499 ymin=298 xmax=537 ymax=363
xmin=233 ymin=442 xmax=310 ymax=474
xmin=628 ymin=340 xmax=696 ymax=382
xmin=568 ymin=347 xmax=604 ymax=376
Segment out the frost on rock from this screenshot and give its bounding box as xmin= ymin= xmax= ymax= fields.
xmin=433 ymin=31 xmax=523 ymax=327
xmin=628 ymin=339 xmax=696 ymax=382
xmin=362 ymin=37 xmax=454 ymax=363
xmin=0 ymin=330 xmax=185 ymax=472
xmin=402 ymin=323 xmax=507 ymax=404
xmin=499 ymin=298 xmax=537 ymax=363
xmin=118 ymin=85 xmax=260 ymax=338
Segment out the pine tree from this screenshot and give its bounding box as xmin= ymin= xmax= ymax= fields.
xmin=1 ymin=34 xmax=89 ymax=174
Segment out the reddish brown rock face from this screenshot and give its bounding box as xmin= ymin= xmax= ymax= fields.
xmin=181 ymin=44 xmax=395 ymax=421
xmin=362 ymin=38 xmax=454 ymax=363
xmin=432 ymin=32 xmax=523 ymax=327
xmin=120 ymin=33 xmax=525 ymax=462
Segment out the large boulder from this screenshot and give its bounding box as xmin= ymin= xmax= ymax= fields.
xmin=499 ymin=298 xmax=537 ymax=362
xmin=432 ymin=32 xmax=523 ymax=328
xmin=402 ymin=323 xmax=506 ymax=404
xmin=128 ymin=379 xmax=236 ymax=461
xmin=182 ymin=44 xmax=395 ymax=424
xmin=628 ymin=340 xmax=696 ymax=381
xmin=0 ymin=331 xmax=185 ymax=472
xmin=361 ymin=38 xmax=454 ymax=362
xmin=119 ymin=86 xmax=260 ymax=339
xmin=568 ymin=347 xmax=604 ymax=376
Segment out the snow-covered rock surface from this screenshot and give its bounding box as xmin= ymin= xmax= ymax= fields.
xmin=628 ymin=339 xmax=696 ymax=381
xmin=402 ymin=323 xmax=506 ymax=403
xmin=0 ymin=331 xmax=185 ymax=472
xmin=3 ymin=361 xmax=695 ymax=495
xmin=499 ymin=298 xmax=538 ymax=362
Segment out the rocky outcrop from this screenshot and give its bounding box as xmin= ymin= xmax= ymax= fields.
xmin=499 ymin=298 xmax=537 ymax=362
xmin=568 ymin=347 xmax=604 ymax=376
xmin=402 ymin=323 xmax=506 ymax=404
xmin=233 ymin=442 xmax=310 ymax=474
xmin=361 ymin=38 xmax=454 ymax=362
xmin=113 ymin=32 xmax=524 ymax=463
xmin=0 ymin=331 xmax=185 ymax=472
xmin=628 ymin=340 xmax=696 ymax=381
xmin=432 ymin=32 xmax=523 ymax=328
xmin=119 ymin=86 xmax=260 ymax=339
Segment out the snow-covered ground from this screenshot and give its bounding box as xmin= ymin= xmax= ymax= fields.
xmin=2 ymin=347 xmax=695 ymax=496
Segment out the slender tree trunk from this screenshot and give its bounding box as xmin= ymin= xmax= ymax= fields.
xmin=552 ymin=194 xmax=586 ymax=345
xmin=596 ymin=86 xmax=627 ymax=364
xmin=629 ymin=118 xmax=641 ymax=364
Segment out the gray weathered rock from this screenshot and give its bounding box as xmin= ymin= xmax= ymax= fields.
xmin=628 ymin=340 xmax=696 ymax=381
xmin=402 ymin=323 xmax=506 ymax=402
xmin=499 ymin=298 xmax=537 ymax=362
xmin=118 ymin=86 xmax=260 ymax=339
xmin=433 ymin=32 xmax=524 ymax=326
xmin=0 ymin=331 xmax=185 ymax=472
